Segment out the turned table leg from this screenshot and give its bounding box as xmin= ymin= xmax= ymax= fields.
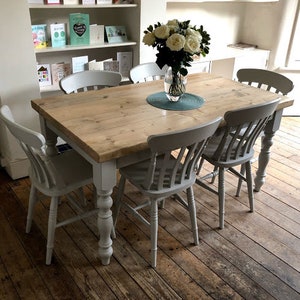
xmin=93 ymin=161 xmax=116 ymax=265
xmin=254 ymin=109 xmax=283 ymax=192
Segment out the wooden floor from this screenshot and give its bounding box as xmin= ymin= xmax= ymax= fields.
xmin=0 ymin=117 xmax=299 ymax=300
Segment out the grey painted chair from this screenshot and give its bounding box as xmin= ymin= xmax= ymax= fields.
xmin=113 ymin=117 xmax=222 ymax=268
xmin=196 ymin=99 xmax=280 ymax=229
xmin=129 ymin=62 xmax=168 ymax=83
xmin=59 ymin=70 xmax=122 ymax=94
xmin=0 ymin=105 xmax=97 ymax=265
xmin=235 ymin=68 xmax=294 ymax=194
xmin=236 ymin=68 xmax=294 ymax=95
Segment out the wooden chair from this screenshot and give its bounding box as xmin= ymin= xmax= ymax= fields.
xmin=0 ymin=105 xmax=97 ymax=265
xmin=196 ymin=99 xmax=280 ymax=229
xmin=59 ymin=70 xmax=122 ymax=94
xmin=113 ymin=117 xmax=222 ymax=267
xmin=235 ymin=68 xmax=294 ymax=194
xmin=129 ymin=62 xmax=168 ymax=83
xmin=236 ymin=68 xmax=294 ymax=95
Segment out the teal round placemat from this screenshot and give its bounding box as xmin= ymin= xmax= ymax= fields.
xmin=146 ymin=92 xmax=205 ymax=111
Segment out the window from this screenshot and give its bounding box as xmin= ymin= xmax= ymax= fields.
xmin=286 ymin=2 xmax=300 ymax=68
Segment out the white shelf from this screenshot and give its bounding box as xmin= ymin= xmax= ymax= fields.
xmin=35 ymin=41 xmax=137 ymax=54
xmin=29 ymin=4 xmax=137 ymax=8
xmin=40 ymin=85 xmax=61 ymax=93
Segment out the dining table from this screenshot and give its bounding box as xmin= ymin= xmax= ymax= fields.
xmin=31 ymin=72 xmax=294 ymax=266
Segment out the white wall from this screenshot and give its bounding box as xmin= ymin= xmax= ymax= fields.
xmin=241 ymin=0 xmax=298 ymax=70
xmin=166 ymin=2 xmax=245 ymax=55
xmin=139 ymin=0 xmax=167 ymax=63
xmin=166 ymin=0 xmax=298 ymax=70
xmin=0 ymin=0 xmax=41 ymax=179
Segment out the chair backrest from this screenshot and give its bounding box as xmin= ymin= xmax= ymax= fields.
xmin=236 ymin=68 xmax=294 ymax=95
xmin=211 ymin=99 xmax=280 ymax=163
xmin=59 ymin=70 xmax=122 ymax=94
xmin=142 ymin=117 xmax=222 ymax=190
xmin=130 ymin=62 xmax=168 ymax=83
xmin=0 ymin=105 xmax=64 ymax=189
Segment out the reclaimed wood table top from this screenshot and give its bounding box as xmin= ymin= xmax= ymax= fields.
xmin=31 ymin=72 xmax=293 ymax=163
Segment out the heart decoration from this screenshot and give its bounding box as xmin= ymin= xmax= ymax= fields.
xmin=73 ymin=23 xmax=86 ymax=37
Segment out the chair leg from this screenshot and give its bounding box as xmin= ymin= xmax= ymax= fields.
xmin=46 ymin=196 xmax=59 ymax=265
xmin=236 ymin=164 xmax=245 ymax=197
xmin=196 ymin=157 xmax=205 ymax=175
xmin=150 ymin=199 xmax=158 ymax=268
xmin=112 ymin=175 xmax=126 ymax=239
xmin=218 ymin=168 xmax=225 ymax=229
xmin=78 ymin=187 xmax=87 ymax=206
xmin=245 ymin=161 xmax=254 ymax=212
xmin=26 ymin=184 xmax=37 ymax=233
xmin=186 ymin=187 xmax=199 ymax=245
xmin=158 ymin=198 xmax=165 ymax=209
xmin=211 ymin=165 xmax=219 ymax=184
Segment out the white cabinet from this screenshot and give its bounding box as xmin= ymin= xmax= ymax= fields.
xmin=231 ymin=49 xmax=270 ymax=79
xmin=189 ymin=48 xmax=270 ymax=79
xmin=211 ymin=49 xmax=270 ymax=79
xmin=29 ymin=3 xmax=139 ymax=94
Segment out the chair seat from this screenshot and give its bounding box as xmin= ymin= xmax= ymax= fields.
xmin=32 ymin=149 xmax=93 ymax=197
xmin=202 ymin=135 xmax=255 ymax=168
xmin=120 ymin=155 xmax=196 ymax=198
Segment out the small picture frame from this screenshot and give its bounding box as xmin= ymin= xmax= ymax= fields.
xmin=96 ymin=0 xmax=112 ymax=4
xmin=45 ymin=0 xmax=61 ymax=4
xmin=105 ymin=26 xmax=127 ymax=43
xmin=82 ymin=0 xmax=95 ymax=4
xmin=113 ymin=0 xmax=133 ymax=3
xmin=37 ymin=64 xmax=52 ymax=87
xmin=103 ymin=60 xmax=120 ymax=72
xmin=27 ymin=0 xmax=44 ymax=3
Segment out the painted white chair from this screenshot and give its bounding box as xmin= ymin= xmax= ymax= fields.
xmin=59 ymin=70 xmax=122 ymax=94
xmin=0 ymin=105 xmax=97 ymax=265
xmin=113 ymin=117 xmax=222 ymax=268
xmin=236 ymin=68 xmax=294 ymax=95
xmin=196 ymin=99 xmax=280 ymax=229
xmin=129 ymin=62 xmax=168 ymax=83
xmin=235 ymin=68 xmax=294 ymax=194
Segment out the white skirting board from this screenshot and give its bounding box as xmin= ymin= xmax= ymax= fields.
xmin=2 ymin=157 xmax=29 ymax=180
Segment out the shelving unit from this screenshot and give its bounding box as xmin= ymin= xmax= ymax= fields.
xmin=29 ymin=3 xmax=140 ymax=94
xmin=34 ymin=41 xmax=137 ymax=54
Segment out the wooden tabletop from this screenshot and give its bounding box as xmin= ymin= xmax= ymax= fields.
xmin=31 ymin=72 xmax=293 ymax=163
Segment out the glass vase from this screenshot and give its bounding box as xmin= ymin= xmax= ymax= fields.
xmin=164 ymin=66 xmax=187 ymax=102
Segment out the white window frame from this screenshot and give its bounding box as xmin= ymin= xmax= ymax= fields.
xmin=286 ymin=1 xmax=300 ymax=68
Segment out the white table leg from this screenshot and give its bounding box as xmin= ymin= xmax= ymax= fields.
xmin=93 ymin=161 xmax=116 ymax=265
xmin=39 ymin=117 xmax=59 ymax=156
xmin=254 ymin=109 xmax=283 ymax=192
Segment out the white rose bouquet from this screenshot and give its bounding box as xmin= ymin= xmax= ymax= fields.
xmin=143 ymin=19 xmax=210 ymax=77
